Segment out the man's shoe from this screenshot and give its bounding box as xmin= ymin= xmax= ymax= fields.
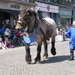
xmin=69 ymin=57 xmax=74 ymax=60
xmin=69 ymin=50 xmax=74 ymax=61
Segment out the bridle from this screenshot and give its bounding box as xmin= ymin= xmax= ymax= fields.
xmin=17 ymin=12 xmax=37 ymax=33
xmin=16 ymin=10 xmax=49 ymax=40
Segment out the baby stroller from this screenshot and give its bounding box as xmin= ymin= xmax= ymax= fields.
xmin=11 ymin=29 xmax=25 ymax=47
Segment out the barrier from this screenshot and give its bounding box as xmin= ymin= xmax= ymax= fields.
xmin=55 ymin=35 xmax=63 ymax=42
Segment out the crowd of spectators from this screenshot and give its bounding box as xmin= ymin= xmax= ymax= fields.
xmin=56 ymin=28 xmax=66 ymax=41
xmin=0 ymin=21 xmax=14 ymax=50
xmin=0 ymin=21 xmax=26 ymax=50
xmin=0 ymin=20 xmax=69 ymax=50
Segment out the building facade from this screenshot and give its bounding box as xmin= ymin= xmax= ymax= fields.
xmin=0 ymin=0 xmax=36 ymax=28
xmin=35 ymin=1 xmax=59 ymax=24
xmin=59 ymin=0 xmax=72 ymax=26
xmin=35 ymin=0 xmax=72 ymax=26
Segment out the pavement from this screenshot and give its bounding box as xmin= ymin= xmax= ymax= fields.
xmin=0 ymin=40 xmax=75 ymax=75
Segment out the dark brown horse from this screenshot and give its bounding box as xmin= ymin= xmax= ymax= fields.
xmin=16 ymin=8 xmax=56 ymax=64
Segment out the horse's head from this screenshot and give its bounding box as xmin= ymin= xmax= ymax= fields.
xmin=15 ymin=8 xmax=36 ymax=29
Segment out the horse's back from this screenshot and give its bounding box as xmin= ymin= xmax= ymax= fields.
xmin=43 ymin=17 xmax=56 ymax=27
xmin=43 ymin=17 xmax=56 ymax=37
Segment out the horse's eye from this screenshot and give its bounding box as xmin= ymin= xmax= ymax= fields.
xmin=27 ymin=13 xmax=29 ymax=15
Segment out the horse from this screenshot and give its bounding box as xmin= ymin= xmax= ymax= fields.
xmin=16 ymin=8 xmax=57 ymax=64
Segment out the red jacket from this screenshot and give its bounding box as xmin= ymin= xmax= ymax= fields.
xmin=16 ymin=31 xmax=22 ymax=37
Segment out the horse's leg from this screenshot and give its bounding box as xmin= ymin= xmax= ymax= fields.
xmin=43 ymin=40 xmax=48 ymax=58
xmin=34 ymin=43 xmax=42 ymax=63
xmin=51 ymin=36 xmax=56 ymax=55
xmin=25 ymin=44 xmax=31 ymax=64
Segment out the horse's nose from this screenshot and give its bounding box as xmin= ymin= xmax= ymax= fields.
xmin=15 ymin=23 xmax=22 ymax=29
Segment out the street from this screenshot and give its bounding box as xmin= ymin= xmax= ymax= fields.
xmin=0 ymin=40 xmax=75 ymax=75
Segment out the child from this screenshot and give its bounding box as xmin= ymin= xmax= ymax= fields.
xmin=65 ymin=21 xmax=75 ymax=60
xmin=4 ymin=37 xmax=14 ymax=48
xmin=16 ymin=29 xmax=22 ymax=37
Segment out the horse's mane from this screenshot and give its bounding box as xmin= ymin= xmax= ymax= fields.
xmin=20 ymin=9 xmax=44 ymax=20
xmin=26 ymin=9 xmax=36 ymax=17
xmin=20 ymin=9 xmax=35 ymax=15
xmin=30 ymin=10 xmax=36 ymax=15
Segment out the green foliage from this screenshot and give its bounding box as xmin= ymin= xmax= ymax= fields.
xmin=57 ymin=24 xmax=63 ymax=30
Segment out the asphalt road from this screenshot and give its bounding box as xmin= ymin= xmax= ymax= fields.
xmin=0 ymin=40 xmax=75 ymax=75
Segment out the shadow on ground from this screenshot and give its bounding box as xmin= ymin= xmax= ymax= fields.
xmin=40 ymin=55 xmax=70 ymax=64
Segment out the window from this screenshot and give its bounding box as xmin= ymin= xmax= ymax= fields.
xmin=43 ymin=0 xmax=50 ymax=2
xmin=69 ymin=0 xmax=71 ymax=2
xmin=15 ymin=0 xmax=29 ymax=2
xmin=53 ymin=0 xmax=58 ymax=3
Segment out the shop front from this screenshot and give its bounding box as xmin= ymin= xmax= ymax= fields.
xmin=35 ymin=2 xmax=59 ymax=24
xmin=59 ymin=8 xmax=72 ymax=25
xmin=0 ymin=1 xmax=36 ymax=28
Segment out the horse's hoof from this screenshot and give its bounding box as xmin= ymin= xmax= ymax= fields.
xmin=52 ymin=51 xmax=56 ymax=55
xmin=27 ymin=61 xmax=31 ymax=64
xmin=34 ymin=60 xmax=40 ymax=64
xmin=25 ymin=55 xmax=32 ymax=64
xmin=51 ymin=48 xmax=56 ymax=55
xmin=34 ymin=58 xmax=40 ymax=64
xmin=51 ymin=51 xmax=56 ymax=55
xmin=43 ymin=53 xmax=48 ymax=59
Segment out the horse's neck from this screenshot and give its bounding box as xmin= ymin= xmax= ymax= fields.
xmin=27 ymin=18 xmax=35 ymax=32
xmin=27 ymin=15 xmax=40 ymax=32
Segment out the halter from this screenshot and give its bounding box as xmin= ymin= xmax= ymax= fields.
xmin=17 ymin=10 xmax=50 ymax=44
xmin=17 ymin=13 xmax=38 ymax=33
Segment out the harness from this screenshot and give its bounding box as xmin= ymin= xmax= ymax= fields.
xmin=18 ymin=12 xmax=50 ymax=44
xmin=27 ymin=13 xmax=49 ymax=40
xmin=23 ymin=14 xmax=38 ymax=44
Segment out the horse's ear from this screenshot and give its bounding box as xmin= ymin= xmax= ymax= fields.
xmin=26 ymin=8 xmax=30 ymax=13
xmin=26 ymin=8 xmax=30 ymax=15
xmin=26 ymin=8 xmax=34 ymax=16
